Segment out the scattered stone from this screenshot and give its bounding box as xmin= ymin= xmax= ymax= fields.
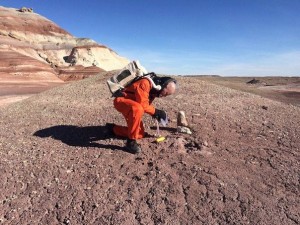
xmin=177 ymin=111 xmax=189 ymax=127
xmin=262 ymin=105 xmax=268 ymax=110
xmin=177 ymin=126 xmax=192 ymax=134
xmin=177 ymin=111 xmax=192 ymax=134
xmin=202 ymin=141 xmax=209 ymax=147
xmin=199 ymin=148 xmax=213 ymax=156
xmin=63 ymin=218 xmax=70 ymax=225
xmin=176 ymin=137 xmax=187 ymax=154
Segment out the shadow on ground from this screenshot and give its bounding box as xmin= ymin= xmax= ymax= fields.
xmin=34 ymin=125 xmax=125 ymax=151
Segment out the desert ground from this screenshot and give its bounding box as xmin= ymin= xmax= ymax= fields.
xmin=0 ymin=73 xmax=299 ymax=224
xmin=195 ymin=76 xmax=300 ymax=107
xmin=0 ymin=82 xmax=65 ymax=108
xmin=1 ymin=76 xmax=299 ymax=108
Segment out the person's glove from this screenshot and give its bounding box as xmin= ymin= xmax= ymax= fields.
xmin=153 ymin=109 xmax=167 ymax=121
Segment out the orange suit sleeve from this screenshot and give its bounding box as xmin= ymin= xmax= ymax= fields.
xmin=134 ymin=79 xmax=156 ymax=115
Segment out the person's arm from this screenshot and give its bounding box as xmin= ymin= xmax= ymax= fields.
xmin=134 ymin=79 xmax=156 ymax=115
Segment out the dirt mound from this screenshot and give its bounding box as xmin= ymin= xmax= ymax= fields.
xmin=246 ymin=78 xmax=267 ymax=86
xmin=247 ymin=78 xmax=261 ymax=84
xmin=0 ymin=74 xmax=299 ymax=224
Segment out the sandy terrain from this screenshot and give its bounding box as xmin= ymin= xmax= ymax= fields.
xmin=1 ymin=76 xmax=299 ymax=108
xmin=0 ymin=82 xmax=65 ymax=107
xmin=0 ymin=73 xmax=299 ymax=224
xmin=195 ymin=76 xmax=300 ymax=106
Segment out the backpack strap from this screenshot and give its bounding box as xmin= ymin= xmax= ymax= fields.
xmin=131 ymin=72 xmax=162 ymax=91
xmin=143 ymin=73 xmax=162 ymax=91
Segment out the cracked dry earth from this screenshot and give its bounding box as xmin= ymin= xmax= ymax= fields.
xmin=0 ymin=72 xmax=299 ymax=225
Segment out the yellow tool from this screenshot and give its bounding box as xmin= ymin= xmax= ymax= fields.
xmin=155 ymin=119 xmax=166 ymax=142
xmin=156 ymin=136 xmax=166 ymax=142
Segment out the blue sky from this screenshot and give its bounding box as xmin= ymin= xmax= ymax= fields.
xmin=1 ymin=0 xmax=300 ymax=76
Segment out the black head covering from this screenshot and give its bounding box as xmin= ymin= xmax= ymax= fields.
xmin=151 ymin=76 xmax=177 ymax=97
xmin=152 ymin=76 xmax=177 ymax=89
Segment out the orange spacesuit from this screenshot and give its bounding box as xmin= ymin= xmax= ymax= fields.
xmin=111 ymin=75 xmax=176 ymax=154
xmin=113 ymin=78 xmax=156 ymax=140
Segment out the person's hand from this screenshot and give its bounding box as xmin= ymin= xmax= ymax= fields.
xmin=153 ymin=109 xmax=167 ymax=121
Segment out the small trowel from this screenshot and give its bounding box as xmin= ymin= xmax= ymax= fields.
xmin=155 ymin=117 xmax=168 ymax=143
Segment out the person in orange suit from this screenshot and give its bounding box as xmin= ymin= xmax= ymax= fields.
xmin=111 ymin=76 xmax=177 ymax=154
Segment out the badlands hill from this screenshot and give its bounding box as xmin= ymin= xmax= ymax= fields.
xmin=0 ymin=6 xmax=129 ymax=82
xmin=0 ymin=72 xmax=299 ymax=224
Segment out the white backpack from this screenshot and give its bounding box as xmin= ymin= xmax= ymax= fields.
xmin=107 ymin=60 xmax=161 ymax=96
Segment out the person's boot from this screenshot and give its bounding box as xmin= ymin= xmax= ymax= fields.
xmin=125 ymin=139 xmax=141 ymax=154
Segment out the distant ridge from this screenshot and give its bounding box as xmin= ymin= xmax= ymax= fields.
xmin=0 ymin=6 xmax=129 ymax=82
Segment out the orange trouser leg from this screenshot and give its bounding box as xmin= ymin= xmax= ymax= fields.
xmin=113 ymin=97 xmax=145 ymax=140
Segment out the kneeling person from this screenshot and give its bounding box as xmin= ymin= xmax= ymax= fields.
xmin=112 ymin=76 xmax=177 ymax=153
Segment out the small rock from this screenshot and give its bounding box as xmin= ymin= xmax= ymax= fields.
xmin=177 ymin=111 xmax=189 ymax=127
xmin=177 ymin=126 xmax=192 ymax=134
xmin=63 ymin=218 xmax=70 ymax=225
xmin=176 ymin=137 xmax=187 ymax=154
xmin=203 ymin=141 xmax=209 ymax=147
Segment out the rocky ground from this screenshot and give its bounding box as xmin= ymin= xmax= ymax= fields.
xmin=0 ymin=82 xmax=65 ymax=107
xmin=0 ymin=73 xmax=299 ymax=224
xmin=196 ymin=76 xmax=300 ymax=107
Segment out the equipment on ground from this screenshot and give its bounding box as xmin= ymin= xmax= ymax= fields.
xmin=155 ymin=118 xmax=167 ymax=143
xmin=156 ymin=136 xmax=166 ymax=143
